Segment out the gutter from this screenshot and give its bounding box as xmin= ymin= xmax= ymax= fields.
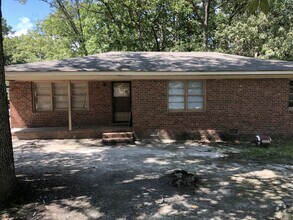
xmin=5 ymin=71 xmax=293 ymax=81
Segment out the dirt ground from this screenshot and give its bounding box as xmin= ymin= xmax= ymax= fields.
xmin=1 ymin=138 xmax=293 ymax=220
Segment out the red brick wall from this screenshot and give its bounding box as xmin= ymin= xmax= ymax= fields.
xmin=10 ymin=81 xmax=112 ymax=128
xmin=10 ymin=79 xmax=293 ymax=136
xmin=131 ymin=79 xmax=293 ymax=137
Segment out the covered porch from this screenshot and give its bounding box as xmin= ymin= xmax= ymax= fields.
xmin=11 ymin=125 xmax=132 ymax=140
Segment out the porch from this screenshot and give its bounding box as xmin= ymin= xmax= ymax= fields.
xmin=11 ymin=125 xmax=132 ymax=140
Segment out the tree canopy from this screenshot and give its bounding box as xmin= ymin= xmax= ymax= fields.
xmin=3 ymin=0 xmax=293 ymax=65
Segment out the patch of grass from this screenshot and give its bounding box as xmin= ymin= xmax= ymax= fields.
xmin=237 ymin=141 xmax=293 ymax=164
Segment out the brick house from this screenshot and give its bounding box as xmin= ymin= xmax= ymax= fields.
xmin=5 ymin=52 xmax=293 ymax=139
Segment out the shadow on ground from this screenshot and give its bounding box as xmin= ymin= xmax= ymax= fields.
xmin=1 ymin=139 xmax=293 ymax=219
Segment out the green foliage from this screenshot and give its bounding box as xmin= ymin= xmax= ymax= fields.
xmin=3 ymin=0 xmax=293 ymax=65
xmin=85 ymin=0 xmax=205 ymax=52
xmin=238 ymin=142 xmax=293 ymax=164
xmin=215 ymin=0 xmax=293 ymax=61
xmin=249 ymin=0 xmax=270 ymax=14
xmin=1 ymin=18 xmax=12 ymax=36
xmin=4 ymin=28 xmax=49 ymax=64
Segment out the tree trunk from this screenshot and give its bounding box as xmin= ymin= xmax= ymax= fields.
xmin=203 ymin=0 xmax=210 ymax=50
xmin=186 ymin=0 xmax=210 ymax=50
xmin=0 ymin=0 xmax=17 ymax=206
xmin=56 ymin=0 xmax=88 ymax=56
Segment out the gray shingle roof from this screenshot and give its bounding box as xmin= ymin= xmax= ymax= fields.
xmin=5 ymin=52 xmax=293 ymax=72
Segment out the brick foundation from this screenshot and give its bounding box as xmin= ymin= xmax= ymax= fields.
xmin=9 ymin=79 xmax=293 ymax=138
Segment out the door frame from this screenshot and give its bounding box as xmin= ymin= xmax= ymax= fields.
xmin=112 ymin=81 xmax=132 ymax=124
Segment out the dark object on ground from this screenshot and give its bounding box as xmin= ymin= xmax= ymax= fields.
xmin=253 ymin=135 xmax=272 ymax=146
xmin=170 ymin=169 xmax=198 ymax=187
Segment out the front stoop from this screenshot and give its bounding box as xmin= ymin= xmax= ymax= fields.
xmin=102 ymin=132 xmax=134 ymax=144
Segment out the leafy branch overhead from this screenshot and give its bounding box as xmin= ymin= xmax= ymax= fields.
xmin=3 ymin=0 xmax=292 ymax=65
xmin=249 ymin=0 xmax=270 ymax=14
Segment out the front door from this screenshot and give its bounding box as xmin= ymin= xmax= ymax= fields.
xmin=112 ymin=82 xmax=131 ymax=123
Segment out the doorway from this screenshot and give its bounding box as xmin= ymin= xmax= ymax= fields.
xmin=112 ymin=82 xmax=131 ymax=123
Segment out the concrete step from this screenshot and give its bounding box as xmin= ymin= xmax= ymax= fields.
xmin=102 ymin=132 xmax=134 ymax=144
xmin=102 ymin=132 xmax=133 ymax=139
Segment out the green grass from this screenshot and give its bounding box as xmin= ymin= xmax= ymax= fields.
xmin=237 ymin=140 xmax=293 ymax=164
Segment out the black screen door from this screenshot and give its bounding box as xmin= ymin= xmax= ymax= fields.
xmin=113 ymin=82 xmax=131 ymax=123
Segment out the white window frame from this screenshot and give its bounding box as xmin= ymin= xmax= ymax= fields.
xmin=168 ymin=80 xmax=205 ymax=112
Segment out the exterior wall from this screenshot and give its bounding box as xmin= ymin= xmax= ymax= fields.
xmin=10 ymin=79 xmax=293 ymax=137
xmin=10 ymin=81 xmax=112 ymax=128
xmin=131 ymin=79 xmax=293 ymax=137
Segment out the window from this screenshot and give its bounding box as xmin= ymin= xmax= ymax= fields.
xmin=71 ymin=82 xmax=88 ymax=110
xmin=34 ymin=82 xmax=88 ymax=111
xmin=35 ymin=83 xmax=52 ymax=111
xmin=53 ymin=83 xmax=68 ymax=110
xmin=289 ymin=81 xmax=293 ymax=110
xmin=168 ymin=81 xmax=204 ymax=111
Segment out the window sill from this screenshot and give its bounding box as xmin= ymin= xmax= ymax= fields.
xmin=167 ymin=109 xmax=205 ymax=114
xmin=34 ymin=109 xmax=89 ymax=112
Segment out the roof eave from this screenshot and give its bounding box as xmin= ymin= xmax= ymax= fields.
xmin=5 ymin=71 xmax=293 ymax=81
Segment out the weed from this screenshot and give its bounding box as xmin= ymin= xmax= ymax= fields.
xmin=237 ymin=141 xmax=293 ymax=164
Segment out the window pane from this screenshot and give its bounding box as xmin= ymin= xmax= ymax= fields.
xmin=72 ymin=96 xmax=88 ymax=109
xmin=36 ymin=96 xmax=51 ymax=110
xmin=169 ymin=81 xmax=184 ymax=89
xmin=188 ymin=88 xmax=203 ymax=95
xmin=188 ymin=102 xmax=203 ymax=110
xmin=72 ymin=101 xmax=86 ymax=109
xmin=71 ymin=82 xmax=88 ymax=110
xmin=289 ymin=93 xmax=293 ymax=101
xmin=72 ymin=89 xmax=86 ymax=95
xmin=54 ymin=96 xmax=68 ymax=109
xmin=54 ymin=103 xmax=68 ymax=109
xmin=35 ymin=83 xmax=51 ymax=111
xmin=53 ymin=83 xmax=68 ymax=95
xmin=169 ymin=96 xmax=184 ymax=103
xmin=36 ymin=83 xmax=50 ymax=96
xmin=169 ymin=102 xmax=184 ymax=110
xmin=54 ymin=96 xmax=68 ymax=102
xmin=54 ymin=101 xmax=68 ymax=109
xmin=188 ymin=81 xmax=202 ymax=88
xmin=289 ymin=101 xmax=293 ymax=107
xmin=113 ymin=83 xmax=130 ymax=97
xmin=72 ymin=82 xmax=87 ymax=95
xmin=53 ymin=83 xmax=68 ymax=110
xmin=169 ymin=88 xmax=185 ymax=95
xmin=188 ymin=96 xmax=203 ymax=103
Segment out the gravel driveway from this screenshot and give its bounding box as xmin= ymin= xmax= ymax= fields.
xmin=2 ymin=138 xmax=293 ymax=219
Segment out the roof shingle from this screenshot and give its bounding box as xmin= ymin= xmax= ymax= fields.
xmin=5 ymin=52 xmax=293 ymax=72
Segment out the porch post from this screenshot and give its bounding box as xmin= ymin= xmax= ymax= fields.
xmin=68 ymin=81 xmax=72 ymax=131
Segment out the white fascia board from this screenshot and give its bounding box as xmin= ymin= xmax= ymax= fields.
xmin=5 ymin=71 xmax=293 ymax=81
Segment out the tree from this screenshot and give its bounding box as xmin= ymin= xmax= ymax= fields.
xmin=1 ymin=18 xmax=12 ymax=36
xmin=5 ymin=0 xmax=291 ymax=63
xmin=2 ymin=17 xmax=15 ymax=65
xmin=0 ymin=0 xmax=17 ymax=206
xmin=42 ymin=0 xmax=89 ymax=56
xmin=185 ymin=0 xmax=214 ymax=50
xmin=215 ymin=0 xmax=293 ymax=61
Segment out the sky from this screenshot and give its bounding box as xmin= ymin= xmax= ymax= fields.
xmin=2 ymin=0 xmax=52 ymax=36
